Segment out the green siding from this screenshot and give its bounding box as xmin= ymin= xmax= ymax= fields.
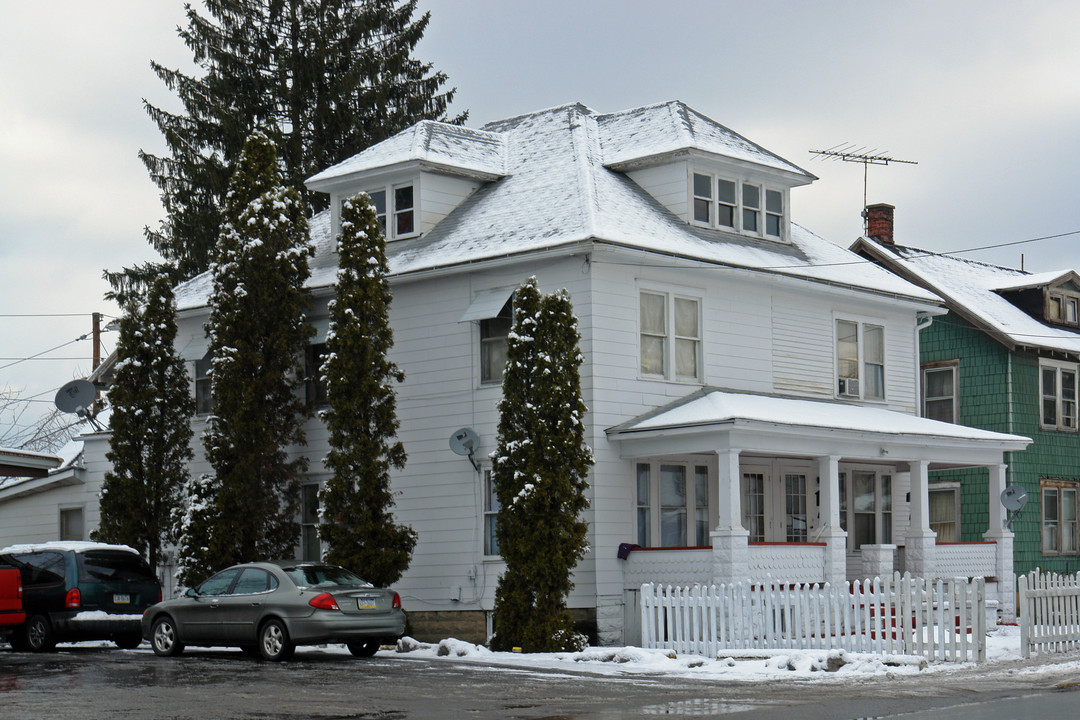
xmin=922 ymin=312 xmax=1080 ymax=575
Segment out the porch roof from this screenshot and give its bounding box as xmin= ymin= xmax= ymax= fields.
xmin=605 ymin=388 xmax=1031 ymax=465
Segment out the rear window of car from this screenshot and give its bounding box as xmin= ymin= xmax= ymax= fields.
xmin=282 ymin=565 xmax=372 ymax=589
xmin=8 ymin=551 xmax=66 ymax=585
xmin=77 ymin=551 xmax=157 ymax=584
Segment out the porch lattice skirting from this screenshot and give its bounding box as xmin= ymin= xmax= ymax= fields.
xmin=641 ymin=573 xmax=986 ymax=663
xmin=1019 ymin=569 xmax=1080 ymax=658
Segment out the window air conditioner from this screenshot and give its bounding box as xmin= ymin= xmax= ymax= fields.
xmin=838 ymin=377 xmax=860 ymax=397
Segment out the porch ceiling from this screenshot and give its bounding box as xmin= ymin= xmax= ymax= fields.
xmin=605 ymin=387 xmax=1031 ymax=466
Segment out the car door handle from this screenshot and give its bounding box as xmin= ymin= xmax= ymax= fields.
xmin=250 ymin=602 xmax=261 ymax=607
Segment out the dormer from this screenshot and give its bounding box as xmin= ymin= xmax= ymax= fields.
xmin=994 ymin=271 xmax=1080 ymax=328
xmin=306 ymin=121 xmax=506 ymax=242
xmin=597 ymin=101 xmax=815 ymax=243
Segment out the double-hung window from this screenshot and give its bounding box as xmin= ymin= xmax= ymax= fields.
xmin=1042 ymin=480 xmax=1079 ymax=555
xmin=1048 ymin=292 xmax=1080 ymax=326
xmin=640 ymin=290 xmax=701 ymax=382
xmin=484 ymin=469 xmax=500 ymax=556
xmin=357 ymin=183 xmax=416 ymax=241
xmin=836 ymin=318 xmax=885 ymax=401
xmin=838 ymin=468 xmax=892 ymax=551
xmin=928 ymin=484 xmax=960 ymax=543
xmin=691 ymin=171 xmax=784 ymax=240
xmin=922 ymin=363 xmax=958 ymax=423
xmin=1041 ymin=360 xmax=1078 ymax=431
xmin=636 ymin=461 xmax=710 ymax=547
xmin=480 ymin=298 xmax=514 ymax=385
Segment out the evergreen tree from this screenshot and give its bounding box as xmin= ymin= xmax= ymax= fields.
xmin=318 ymin=193 xmax=414 ymax=587
xmin=178 ymin=131 xmax=314 ymax=585
xmin=490 ymin=278 xmax=593 ymax=652
xmin=108 ymin=0 xmax=465 ymax=301
xmin=92 ymin=275 xmax=194 ymax=569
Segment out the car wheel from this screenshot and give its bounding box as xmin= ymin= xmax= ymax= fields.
xmin=114 ymin=633 xmax=143 ymax=650
xmin=258 ymin=619 xmax=294 ymax=661
xmin=24 ymin=615 xmax=55 ymax=652
xmin=151 ymin=616 xmax=184 ymax=657
xmin=347 ymin=640 xmax=380 ymax=657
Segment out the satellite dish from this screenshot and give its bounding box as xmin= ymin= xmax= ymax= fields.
xmin=1001 ymin=486 xmax=1029 ymax=512
xmin=55 ymin=379 xmax=97 ymax=416
xmin=449 ymin=428 xmax=481 ymax=472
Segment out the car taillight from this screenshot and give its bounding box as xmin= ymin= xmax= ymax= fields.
xmin=16 ymin=575 xmax=21 ymax=599
xmin=392 ymin=592 xmax=402 ymax=610
xmin=65 ymin=588 xmax=81 ymax=609
xmin=308 ymin=592 xmax=340 ymax=611
xmin=157 ymin=588 xmax=163 ymax=603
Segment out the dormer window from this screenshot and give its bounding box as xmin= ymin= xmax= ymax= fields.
xmin=353 ymin=183 xmax=416 ymax=241
xmin=691 ymin=171 xmax=784 ymax=240
xmin=1048 ymin=292 xmax=1080 ymax=326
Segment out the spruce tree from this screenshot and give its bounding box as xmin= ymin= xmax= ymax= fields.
xmin=490 ymin=278 xmax=593 ymax=652
xmin=92 ymin=275 xmax=194 ymax=569
xmin=108 ymin=0 xmax=464 ymax=301
xmin=178 ymin=130 xmax=313 ymax=585
xmin=318 ymin=193 xmax=414 ymax=587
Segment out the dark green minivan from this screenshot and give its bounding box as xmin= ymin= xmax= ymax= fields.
xmin=0 ymin=542 xmax=161 ymax=651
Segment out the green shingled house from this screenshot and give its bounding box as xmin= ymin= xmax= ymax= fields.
xmin=855 ymin=205 xmax=1080 ymax=577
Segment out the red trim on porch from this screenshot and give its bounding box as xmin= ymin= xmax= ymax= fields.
xmin=749 ymin=541 xmax=827 ymax=547
xmin=629 ymin=546 xmax=711 ymax=552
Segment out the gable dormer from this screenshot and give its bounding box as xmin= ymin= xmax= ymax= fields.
xmin=994 ymin=271 xmax=1080 ymax=328
xmin=597 ymin=101 xmax=815 ymax=243
xmin=306 ymin=121 xmax=506 ymax=242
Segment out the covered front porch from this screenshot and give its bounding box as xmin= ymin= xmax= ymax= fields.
xmin=606 ymin=388 xmax=1031 ymax=623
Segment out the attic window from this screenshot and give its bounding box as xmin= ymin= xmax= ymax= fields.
xmin=356 ymin=183 xmax=416 ymax=241
xmin=691 ymin=172 xmax=784 ymax=240
xmin=1048 ymin=292 xmax=1080 ymax=326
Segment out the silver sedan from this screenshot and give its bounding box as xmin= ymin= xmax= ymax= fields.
xmin=141 ymin=562 xmax=406 ymax=661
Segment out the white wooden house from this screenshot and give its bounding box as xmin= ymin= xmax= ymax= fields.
xmin=4 ymin=101 xmax=1031 ymax=645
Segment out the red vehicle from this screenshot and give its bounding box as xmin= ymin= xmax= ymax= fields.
xmin=0 ymin=563 xmax=25 ymax=637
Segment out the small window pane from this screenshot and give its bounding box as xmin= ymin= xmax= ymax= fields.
xmin=1044 ymin=488 xmax=1060 ymax=553
xmin=743 ymin=208 xmax=758 ymax=232
xmin=1063 ymin=488 xmax=1077 ymax=553
xmin=837 ymin=320 xmax=859 ymax=379
xmin=926 ymin=368 xmax=953 ymax=398
xmin=864 ymin=325 xmax=884 ymax=364
xmin=766 ymin=189 xmax=782 ymax=213
xmin=660 ymin=465 xmax=686 ymax=506
xmin=675 ymin=339 xmax=698 ymax=378
xmin=640 ymin=336 xmax=665 ymax=375
xmin=693 ymin=198 xmax=711 ymax=223
xmin=369 ymin=190 xmax=386 ymax=216
xmin=717 ymin=179 xmax=736 ymax=204
xmin=742 ymin=184 xmax=760 ymax=209
xmin=640 ymin=293 xmax=666 ymax=334
xmin=766 ymin=213 xmax=781 ymax=237
xmin=693 ymin=173 xmax=712 ymax=198
xmin=674 ymin=298 xmax=698 ymax=337
xmin=717 ymin=204 xmax=734 ymax=227
xmin=395 ymin=186 xmax=413 ymax=210
xmin=694 ymin=466 xmax=709 ymax=545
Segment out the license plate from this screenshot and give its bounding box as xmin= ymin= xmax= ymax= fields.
xmin=357 ymin=598 xmax=376 ymax=610
xmin=114 ymin=594 xmax=131 ymax=604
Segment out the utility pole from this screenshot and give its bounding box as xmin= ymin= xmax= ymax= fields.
xmin=809 ymin=145 xmax=918 ymax=235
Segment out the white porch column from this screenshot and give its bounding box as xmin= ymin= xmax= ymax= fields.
xmin=983 ymin=463 xmax=1016 ymax=622
xmin=711 ymin=447 xmax=748 ymax=586
xmin=904 ymin=459 xmax=937 ymax=578
xmin=817 ymin=455 xmax=847 ymax=585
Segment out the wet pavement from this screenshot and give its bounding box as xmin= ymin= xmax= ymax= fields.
xmin=1 ymin=643 xmax=1080 ymax=719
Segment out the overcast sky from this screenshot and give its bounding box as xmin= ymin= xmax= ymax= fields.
xmin=2 ymin=0 xmax=1080 ymax=437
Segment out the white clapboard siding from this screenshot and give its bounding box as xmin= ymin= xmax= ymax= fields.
xmin=1018 ymin=569 xmax=1080 ymax=658
xmin=641 ymin=573 xmax=985 ymax=663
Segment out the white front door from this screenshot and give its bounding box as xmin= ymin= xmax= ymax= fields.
xmin=741 ymin=460 xmax=812 ymax=542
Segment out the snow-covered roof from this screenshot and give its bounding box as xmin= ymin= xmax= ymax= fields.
xmin=177 ymin=101 xmax=938 ymax=310
xmin=855 ymin=240 xmax=1080 ymax=356
xmin=307 ymin=120 xmax=506 ymax=187
xmin=0 ymin=541 xmax=139 ymax=555
xmin=608 ymin=387 xmax=1030 ymax=447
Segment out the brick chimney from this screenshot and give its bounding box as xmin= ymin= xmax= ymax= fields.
xmin=865 ymin=203 xmax=895 ymax=245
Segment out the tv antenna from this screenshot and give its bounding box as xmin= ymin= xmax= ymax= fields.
xmin=809 ymin=144 xmax=918 ymax=234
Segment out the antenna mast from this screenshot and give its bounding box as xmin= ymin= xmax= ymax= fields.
xmin=809 ymin=144 xmax=918 ymax=235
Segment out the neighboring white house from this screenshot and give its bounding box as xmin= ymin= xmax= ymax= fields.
xmin=3 ymin=101 xmax=1031 ymax=645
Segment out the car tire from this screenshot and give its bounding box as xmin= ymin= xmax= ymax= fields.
xmin=258 ymin=619 xmax=294 ymax=661
xmin=24 ymin=615 xmax=55 ymax=652
xmin=114 ymin=633 xmax=143 ymax=650
xmin=151 ymin=616 xmax=185 ymax=657
xmin=347 ymin=640 xmax=380 ymax=657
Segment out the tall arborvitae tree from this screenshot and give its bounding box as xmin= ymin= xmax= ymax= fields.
xmin=490 ymin=278 xmax=594 ymax=652
xmin=318 ymin=193 xmax=414 ymax=587
xmin=177 ymin=131 xmax=313 ymax=586
xmin=93 ymin=275 xmax=194 ymax=569
xmin=108 ymin=0 xmax=465 ymax=301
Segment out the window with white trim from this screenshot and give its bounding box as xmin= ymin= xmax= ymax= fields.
xmin=484 ymin=469 xmax=500 ymax=556
xmin=691 ymin=171 xmax=785 ymax=240
xmin=352 ymin=184 xmax=416 ymax=241
xmin=195 ymin=351 xmax=213 ymax=415
xmin=922 ymin=363 xmax=958 ymax=423
xmin=480 ymin=297 xmax=514 ymax=385
xmin=639 ymin=291 xmax=701 ymax=382
xmin=59 ymin=507 xmax=84 ymax=542
xmin=635 ymin=461 xmax=710 ymax=547
xmin=1042 ymin=479 xmax=1079 ymax=555
xmin=1047 ymin=291 xmax=1080 ymax=326
xmin=836 ymin=318 xmax=885 ymax=400
xmin=928 ymin=484 xmax=960 ymax=543
xmin=838 ymin=468 xmax=892 ymax=551
xmin=1040 ymin=360 xmax=1078 ymax=431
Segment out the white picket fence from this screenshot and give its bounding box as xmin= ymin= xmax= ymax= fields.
xmin=1018 ymin=569 xmax=1080 ymax=658
xmin=641 ymin=573 xmax=986 ymax=663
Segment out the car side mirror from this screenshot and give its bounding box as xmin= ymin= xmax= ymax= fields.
xmin=185 ymin=587 xmax=200 ymax=598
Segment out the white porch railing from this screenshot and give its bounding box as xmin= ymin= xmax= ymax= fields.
xmin=1018 ymin=569 xmax=1080 ymax=658
xmin=641 ymin=573 xmax=986 ymax=663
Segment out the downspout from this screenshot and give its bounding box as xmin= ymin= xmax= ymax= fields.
xmin=915 ymin=313 xmax=934 ymax=415
xmin=1005 ymin=352 xmax=1014 ymax=487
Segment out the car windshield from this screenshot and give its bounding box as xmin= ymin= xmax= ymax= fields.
xmin=282 ymin=565 xmax=372 ymax=589
xmin=78 ymin=551 xmax=157 ymax=583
